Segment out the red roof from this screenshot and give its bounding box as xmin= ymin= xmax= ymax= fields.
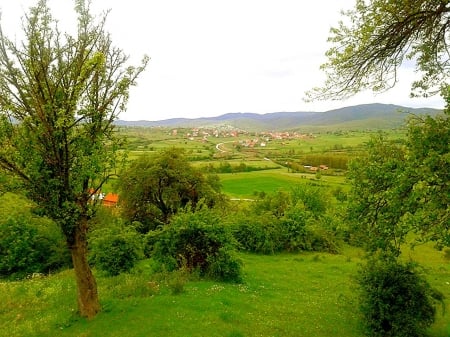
xmin=103 ymin=193 xmax=119 ymax=206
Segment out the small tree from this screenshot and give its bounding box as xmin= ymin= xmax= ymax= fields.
xmin=346 ymin=135 xmax=409 ymax=256
xmin=0 ymin=1 xmax=147 ymax=318
xmin=118 ymin=148 xmax=225 ymax=231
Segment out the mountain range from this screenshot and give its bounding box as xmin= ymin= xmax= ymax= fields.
xmin=115 ymin=103 xmax=442 ymax=131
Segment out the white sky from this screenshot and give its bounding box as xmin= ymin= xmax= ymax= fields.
xmin=0 ymin=0 xmax=445 ymax=121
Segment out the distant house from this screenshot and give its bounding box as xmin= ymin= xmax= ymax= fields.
xmin=102 ymin=193 xmax=119 ymax=207
xmin=319 ymin=165 xmax=329 ymax=170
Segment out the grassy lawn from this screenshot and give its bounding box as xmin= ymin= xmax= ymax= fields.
xmin=1 ymin=248 xmax=448 ymax=337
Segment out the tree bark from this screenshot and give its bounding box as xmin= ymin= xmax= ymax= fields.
xmin=70 ymin=219 xmax=101 ymax=319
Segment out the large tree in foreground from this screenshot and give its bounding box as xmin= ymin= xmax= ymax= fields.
xmin=306 ymin=0 xmax=450 ymax=100
xmin=0 ymin=0 xmax=147 ymax=318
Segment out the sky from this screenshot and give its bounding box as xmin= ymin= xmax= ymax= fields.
xmin=0 ymin=0 xmax=445 ymax=121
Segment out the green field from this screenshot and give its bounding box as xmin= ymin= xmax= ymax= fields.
xmin=218 ymin=169 xmax=347 ymax=198
xmin=1 ymin=245 xmax=449 ymax=337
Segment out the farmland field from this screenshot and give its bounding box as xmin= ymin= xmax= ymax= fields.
xmin=115 ymin=127 xmax=383 ymax=197
xmin=218 ymin=169 xmax=347 ymax=198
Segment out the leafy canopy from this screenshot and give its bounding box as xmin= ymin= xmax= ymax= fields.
xmin=306 ymin=0 xmax=450 ymax=100
xmin=0 ymin=0 xmax=147 ymax=318
xmin=347 ymin=109 xmax=450 ymax=254
xmin=118 ymin=148 xmax=224 ymax=232
xmin=0 ymin=0 xmax=148 ymax=236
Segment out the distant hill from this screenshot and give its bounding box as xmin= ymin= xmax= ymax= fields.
xmin=115 ymin=103 xmax=442 ymax=131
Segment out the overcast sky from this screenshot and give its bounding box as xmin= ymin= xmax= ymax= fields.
xmin=0 ymin=0 xmax=445 ymax=121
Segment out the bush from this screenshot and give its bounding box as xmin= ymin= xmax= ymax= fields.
xmin=231 ymin=214 xmax=284 ymax=254
xmin=0 ymin=215 xmax=70 ymax=279
xmin=89 ymin=222 xmax=143 ymax=276
xmin=149 ymin=208 xmax=242 ymax=282
xmin=357 ymin=256 xmax=444 ymax=337
xmin=231 ymin=207 xmax=339 ymax=254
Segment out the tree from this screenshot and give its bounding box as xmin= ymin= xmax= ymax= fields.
xmin=306 ymin=0 xmax=450 ymax=100
xmin=403 ymin=105 xmax=450 ymax=248
xmin=308 ymin=0 xmax=450 ymax=250
xmin=347 ymin=110 xmax=449 ymax=252
xmin=346 ymin=135 xmax=410 ymax=255
xmin=118 ymin=148 xmax=224 ymax=232
xmin=0 ymin=1 xmax=147 ymax=318
xmin=307 ymin=2 xmax=449 ymax=333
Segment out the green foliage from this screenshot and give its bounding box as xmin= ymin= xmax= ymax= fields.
xmin=204 ymin=161 xmax=279 ymax=174
xmin=118 ymin=148 xmax=225 ymax=232
xmin=231 ymin=191 xmax=339 ymax=254
xmin=347 ymin=135 xmax=409 ymax=255
xmin=357 ymin=255 xmax=444 ymax=337
xmin=89 ymin=222 xmax=143 ymax=276
xmin=0 ymin=0 xmax=147 ymax=317
xmin=150 ymin=208 xmax=243 ymax=282
xmin=308 ymin=0 xmax=450 ymax=100
xmin=231 ymin=213 xmax=284 ymax=254
xmin=252 ymin=190 xmax=292 ymax=217
xmin=290 ymin=184 xmax=330 ymax=217
xmin=404 ymin=109 xmax=450 ymax=248
xmin=0 ymin=215 xmax=70 ymax=279
xmin=347 ymin=110 xmax=449 ymax=254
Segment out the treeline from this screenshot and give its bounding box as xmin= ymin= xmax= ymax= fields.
xmin=273 ymin=153 xmax=354 ymax=172
xmin=202 ymin=161 xmax=280 ymax=174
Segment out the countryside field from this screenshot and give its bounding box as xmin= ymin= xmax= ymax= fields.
xmin=1 ymin=247 xmax=449 ymax=337
xmin=1 ymin=126 xmax=449 ymax=337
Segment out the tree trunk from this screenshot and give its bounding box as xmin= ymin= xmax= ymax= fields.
xmin=70 ymin=219 xmax=101 ymax=319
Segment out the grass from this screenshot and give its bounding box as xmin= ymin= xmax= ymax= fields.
xmin=219 ymin=169 xmax=347 ymax=198
xmin=1 ymin=247 xmax=449 ymax=337
xmin=219 ymin=170 xmax=301 ymax=198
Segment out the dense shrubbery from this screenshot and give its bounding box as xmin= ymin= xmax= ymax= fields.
xmin=89 ymin=220 xmax=143 ymax=276
xmin=148 ymin=208 xmax=242 ymax=282
xmin=232 ymin=213 xmax=283 ymax=254
xmin=0 ymin=216 xmax=70 ymax=279
xmin=231 ymin=208 xmax=339 ymax=254
xmin=357 ymin=255 xmax=444 ymax=337
xmin=231 ymin=188 xmax=340 ymax=254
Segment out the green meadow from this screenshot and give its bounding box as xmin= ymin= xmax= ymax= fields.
xmin=1 ymin=246 xmax=449 ymax=337
xmin=218 ymin=169 xmax=347 ymax=199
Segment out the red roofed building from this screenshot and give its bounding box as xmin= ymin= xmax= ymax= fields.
xmin=102 ymin=193 xmax=119 ymax=207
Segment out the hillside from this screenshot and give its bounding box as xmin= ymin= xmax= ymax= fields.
xmin=115 ymin=103 xmax=441 ymax=131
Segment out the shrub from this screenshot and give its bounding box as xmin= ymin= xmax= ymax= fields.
xmin=0 ymin=215 xmax=70 ymax=279
xmin=231 ymin=206 xmax=339 ymax=254
xmin=356 ymin=256 xmax=444 ymax=337
xmin=89 ymin=222 xmax=143 ymax=276
xmin=279 ymin=207 xmax=313 ymax=252
xmin=231 ymin=214 xmax=284 ymax=254
xmin=150 ymin=208 xmax=242 ymax=282
xmin=290 ymin=184 xmax=329 ymax=217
